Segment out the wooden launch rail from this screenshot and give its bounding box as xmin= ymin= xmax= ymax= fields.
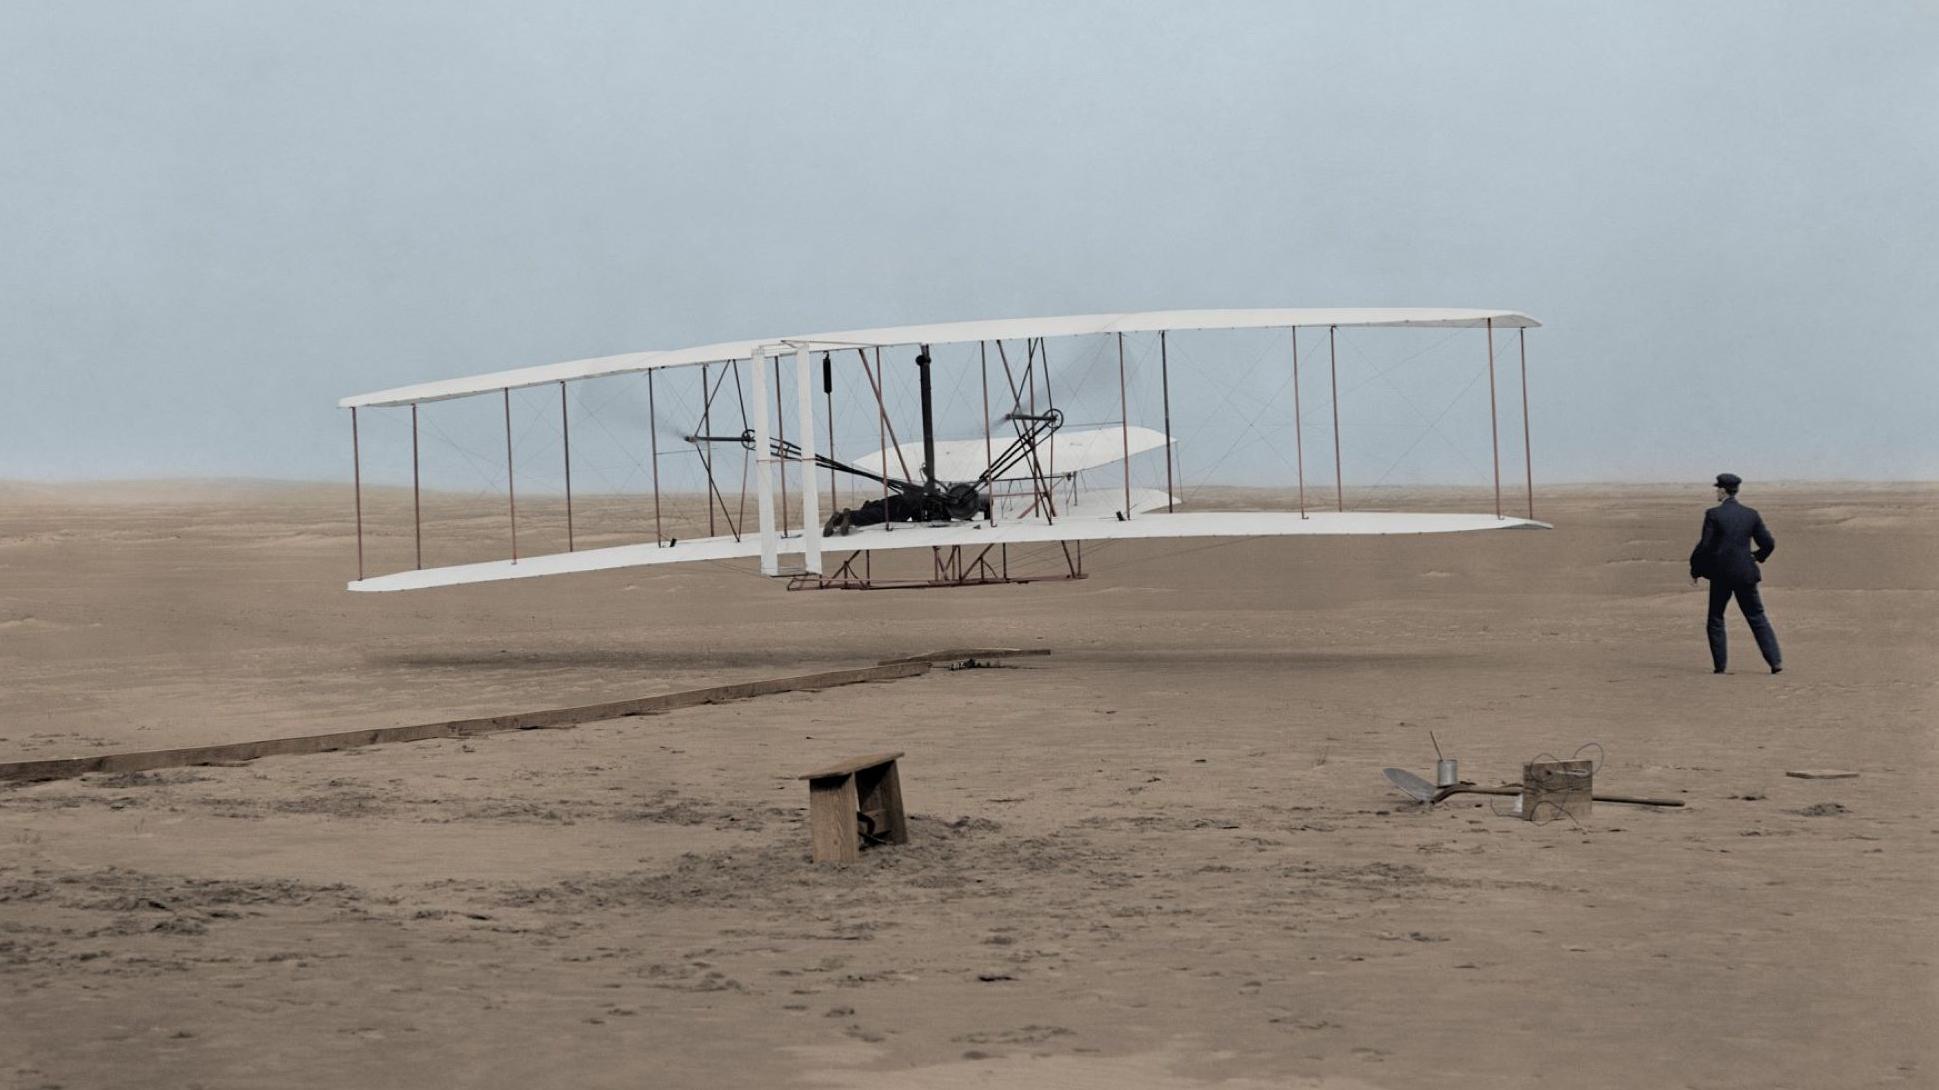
xmin=0 ymin=661 xmax=931 ymax=785
xmin=879 ymin=647 xmax=1051 ymax=665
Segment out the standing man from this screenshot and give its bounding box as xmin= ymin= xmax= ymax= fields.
xmin=1689 ymin=473 xmax=1783 ymax=674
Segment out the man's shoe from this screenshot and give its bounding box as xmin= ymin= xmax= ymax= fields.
xmin=1713 ymin=668 xmax=1727 ymax=675
xmin=1771 ymin=665 xmax=1783 ymax=675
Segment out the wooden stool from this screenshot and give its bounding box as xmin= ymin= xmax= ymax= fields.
xmin=800 ymin=751 xmax=908 ymax=863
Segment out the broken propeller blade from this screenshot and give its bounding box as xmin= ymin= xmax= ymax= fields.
xmin=1382 ymin=767 xmax=1439 ymax=802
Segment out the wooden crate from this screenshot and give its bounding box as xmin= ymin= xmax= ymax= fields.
xmin=1523 ymin=759 xmax=1593 ymax=822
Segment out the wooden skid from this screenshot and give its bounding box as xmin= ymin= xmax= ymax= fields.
xmin=792 ymin=577 xmax=1077 ymax=592
xmin=0 ymin=661 xmax=931 ymax=785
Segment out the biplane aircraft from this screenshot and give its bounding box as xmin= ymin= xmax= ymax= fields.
xmin=339 ymin=308 xmax=1547 ymax=592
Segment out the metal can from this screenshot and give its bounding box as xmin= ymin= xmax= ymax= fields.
xmin=1436 ymin=758 xmax=1459 ymax=788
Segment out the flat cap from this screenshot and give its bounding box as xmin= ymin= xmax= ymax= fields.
xmin=1714 ymin=472 xmax=1742 ymax=490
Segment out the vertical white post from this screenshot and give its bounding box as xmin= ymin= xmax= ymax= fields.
xmin=1116 ymin=332 xmax=1131 ymax=519
xmin=794 ymin=346 xmax=823 ymax=575
xmin=750 ymin=348 xmax=779 ymax=575
xmin=1328 ymin=326 xmax=1342 ymax=513
xmin=1486 ymin=318 xmax=1502 ymax=520
xmin=1519 ymin=327 xmax=1534 ymax=521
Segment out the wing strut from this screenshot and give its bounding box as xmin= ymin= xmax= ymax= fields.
xmin=1117 ymin=332 xmax=1131 ymax=519
xmin=1520 ymin=327 xmax=1535 ymax=520
xmin=979 ymin=342 xmax=995 ymax=525
xmin=793 ymin=345 xmax=822 ymax=575
xmin=700 ymin=365 xmax=714 ymax=537
xmin=824 ymin=353 xmax=837 ymax=519
xmin=647 ymin=369 xmax=663 ymax=545
xmin=751 ymin=347 xmax=779 ymax=575
xmin=412 ymin=403 xmax=423 ymax=566
xmin=772 ymin=355 xmax=789 ymax=535
xmin=1486 ymin=316 xmax=1501 ymax=520
xmin=350 ymin=406 xmax=364 ymax=580
xmin=1160 ymin=330 xmax=1175 ymax=514
xmin=1292 ymin=328 xmax=1306 ymax=519
xmin=560 ymin=381 xmax=574 ymax=552
xmin=503 ymin=388 xmax=518 ymax=562
xmin=1328 ymin=327 xmax=1343 ymax=513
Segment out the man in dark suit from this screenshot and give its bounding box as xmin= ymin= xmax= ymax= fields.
xmin=1689 ymin=472 xmax=1783 ymax=674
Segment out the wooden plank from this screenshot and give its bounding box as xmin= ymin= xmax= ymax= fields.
xmin=808 ymin=776 xmax=862 ymax=864
xmin=0 ymin=661 xmax=931 ymax=785
xmin=873 ymin=760 xmax=908 ymax=845
xmin=799 ymin=750 xmax=905 ymax=781
xmin=1785 ymin=769 xmax=1859 ymax=780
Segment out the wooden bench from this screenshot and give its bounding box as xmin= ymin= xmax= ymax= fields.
xmin=800 ymin=751 xmax=908 ymax=863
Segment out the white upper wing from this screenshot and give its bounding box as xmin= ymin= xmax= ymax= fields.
xmin=341 ymin=308 xmax=1539 ymax=408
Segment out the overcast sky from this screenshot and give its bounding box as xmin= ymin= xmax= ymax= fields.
xmin=3 ymin=0 xmax=1934 ymax=485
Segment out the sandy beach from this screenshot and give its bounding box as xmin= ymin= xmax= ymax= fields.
xmin=1 ymin=481 xmax=1934 ymax=1089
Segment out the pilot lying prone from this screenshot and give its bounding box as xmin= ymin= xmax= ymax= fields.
xmin=821 ymin=482 xmax=990 ymax=536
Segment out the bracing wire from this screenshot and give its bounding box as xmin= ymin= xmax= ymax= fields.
xmin=1366 ymin=362 xmax=1493 ymax=488
xmin=1489 ymin=741 xmax=1605 ymax=826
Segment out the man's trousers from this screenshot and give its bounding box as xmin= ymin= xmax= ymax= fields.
xmin=1707 ymin=580 xmax=1782 ymax=672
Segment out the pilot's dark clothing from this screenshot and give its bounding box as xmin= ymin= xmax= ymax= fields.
xmin=823 ymin=484 xmax=990 ymax=535
xmin=1689 ymin=495 xmax=1782 ymax=672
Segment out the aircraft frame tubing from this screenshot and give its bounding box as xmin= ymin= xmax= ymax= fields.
xmin=786 ymin=544 xmax=1085 ymax=592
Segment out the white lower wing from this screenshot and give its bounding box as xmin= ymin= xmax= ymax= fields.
xmin=348 ymin=511 xmax=1548 ymax=592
